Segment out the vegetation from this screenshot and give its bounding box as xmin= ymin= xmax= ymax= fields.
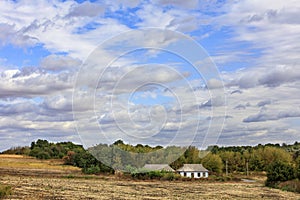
xmin=1 ymin=146 xmax=30 ymax=155
xmin=2 ymin=139 xmax=300 ymax=191
xmin=130 ymin=170 xmax=181 ymax=181
xmin=0 ymin=184 xmax=12 ymax=199
xmin=265 ymin=161 xmax=299 ymax=193
xmin=4 ymin=173 xmax=300 ymax=199
xmin=266 ymin=161 xmax=296 ymax=186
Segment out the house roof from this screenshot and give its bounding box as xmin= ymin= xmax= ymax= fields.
xmin=177 ymin=164 xmax=208 ymax=172
xmin=143 ymin=164 xmax=175 ymax=172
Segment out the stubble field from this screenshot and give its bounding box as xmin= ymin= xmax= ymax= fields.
xmin=0 ymin=155 xmax=299 ymax=200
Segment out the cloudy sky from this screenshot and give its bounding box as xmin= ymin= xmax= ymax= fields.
xmin=0 ymin=0 xmax=299 ymax=151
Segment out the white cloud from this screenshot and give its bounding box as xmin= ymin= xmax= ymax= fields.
xmin=0 ymin=0 xmax=299 ymax=150
xmin=216 ymin=0 xmax=300 ymax=67
xmin=136 ymin=4 xmax=201 ymax=32
xmin=227 ymin=65 xmax=300 ymax=89
xmin=40 ymin=55 xmax=81 ymax=72
xmin=152 ymin=0 xmax=199 ymax=9
xmin=0 ymin=68 xmax=74 ymax=98
xmin=67 ymin=1 xmax=105 ymax=18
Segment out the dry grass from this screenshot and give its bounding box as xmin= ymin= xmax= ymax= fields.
xmin=1 ymin=175 xmax=300 ymax=200
xmin=0 ymin=155 xmax=299 ymax=200
xmin=0 ymin=154 xmax=80 ymax=171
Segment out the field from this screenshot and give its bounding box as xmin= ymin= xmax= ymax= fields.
xmin=1 ymin=155 xmax=300 ymax=200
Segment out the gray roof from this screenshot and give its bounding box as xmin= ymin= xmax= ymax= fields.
xmin=177 ymin=164 xmax=208 ymax=172
xmin=143 ymin=164 xmax=175 ymax=172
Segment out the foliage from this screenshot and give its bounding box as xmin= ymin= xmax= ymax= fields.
xmin=1 ymin=146 xmax=30 ymax=155
xmin=63 ymin=149 xmax=113 ymax=174
xmin=82 ymin=164 xmax=101 ymax=174
xmin=26 ymin=139 xmax=113 ymax=174
xmin=277 ymin=180 xmax=300 ymax=193
xmin=29 ymin=139 xmax=84 ymax=159
xmin=89 ymin=143 xmax=185 ymax=171
xmin=266 ymin=161 xmax=296 ymax=187
xmin=202 ymin=153 xmax=223 ymax=173
xmin=0 ymin=184 xmax=12 ymax=198
xmin=211 ymin=145 xmax=293 ymax=173
xmin=2 ymin=138 xmax=300 ymax=179
xmin=131 ymin=170 xmax=180 ymax=180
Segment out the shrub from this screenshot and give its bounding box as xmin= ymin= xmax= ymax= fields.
xmin=131 ymin=171 xmax=161 ymax=180
xmin=36 ymin=151 xmax=51 ymax=160
xmin=266 ymin=161 xmax=295 ymax=187
xmin=82 ymin=165 xmax=101 ymax=174
xmin=0 ymin=184 xmax=12 ymax=198
xmin=278 ymin=180 xmax=300 ymax=193
xmin=131 ymin=171 xmax=180 ymax=181
xmin=160 ymin=172 xmax=181 ymax=181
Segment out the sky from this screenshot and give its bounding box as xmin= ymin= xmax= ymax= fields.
xmin=0 ymin=0 xmax=300 ymax=151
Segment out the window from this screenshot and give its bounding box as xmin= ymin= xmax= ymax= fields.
xmin=198 ymin=173 xmax=200 ymax=177
xmin=184 ymin=172 xmax=186 ymax=177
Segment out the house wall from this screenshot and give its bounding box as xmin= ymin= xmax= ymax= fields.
xmin=204 ymin=172 xmax=208 ymax=178
xmin=179 ymin=171 xmax=208 ymax=178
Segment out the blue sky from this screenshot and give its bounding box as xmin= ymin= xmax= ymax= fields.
xmin=0 ymin=0 xmax=299 ymax=151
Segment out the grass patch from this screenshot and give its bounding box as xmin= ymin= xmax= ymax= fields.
xmin=64 ymin=174 xmax=75 ymax=179
xmin=0 ymin=184 xmax=13 ymax=198
xmin=0 ymin=154 xmax=81 ymax=171
xmin=62 ymin=174 xmax=101 ymax=180
xmin=277 ymin=180 xmax=300 ymax=193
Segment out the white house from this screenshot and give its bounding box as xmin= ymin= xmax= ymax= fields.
xmin=177 ymin=164 xmax=209 ymax=178
xmin=143 ymin=164 xmax=175 ymax=172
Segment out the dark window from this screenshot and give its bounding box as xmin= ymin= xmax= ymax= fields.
xmin=198 ymin=173 xmax=200 ymax=177
xmin=184 ymin=172 xmax=186 ymax=176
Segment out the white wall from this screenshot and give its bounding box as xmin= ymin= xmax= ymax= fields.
xmin=179 ymin=171 xmax=208 ymax=178
xmin=204 ymin=172 xmax=208 ymax=178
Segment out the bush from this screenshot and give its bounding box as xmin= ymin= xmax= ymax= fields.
xmin=0 ymin=184 xmax=12 ymax=198
xmin=1 ymin=146 xmax=30 ymax=155
xmin=160 ymin=172 xmax=181 ymax=181
xmin=277 ymin=180 xmax=300 ymax=193
xmin=131 ymin=171 xmax=180 ymax=181
xmin=82 ymin=165 xmax=101 ymax=174
xmin=36 ymin=151 xmax=51 ymax=160
xmin=266 ymin=161 xmax=295 ymax=187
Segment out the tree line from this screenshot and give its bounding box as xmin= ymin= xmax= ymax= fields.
xmin=2 ymin=139 xmax=300 ymax=188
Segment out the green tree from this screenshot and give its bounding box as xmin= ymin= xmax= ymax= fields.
xmin=184 ymin=146 xmax=201 ymax=164
xmin=202 ymin=153 xmax=223 ymax=173
xmin=266 ymin=161 xmax=295 ymax=187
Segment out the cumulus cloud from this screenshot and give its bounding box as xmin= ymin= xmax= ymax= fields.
xmin=0 ymin=69 xmax=74 ymax=98
xmin=257 ymin=100 xmax=272 ymax=107
xmin=216 ymin=0 xmax=300 ymax=68
xmin=136 ymin=4 xmax=201 ymax=32
xmin=0 ymin=0 xmax=299 ymax=150
xmin=200 ymin=96 xmax=225 ymax=108
xmin=228 ymin=65 xmax=300 ymax=89
xmin=206 ymin=78 xmax=224 ymax=89
xmin=40 ymin=55 xmax=82 ymax=72
xmin=0 ymin=23 xmax=15 ymax=46
xmin=0 ymin=101 xmax=37 ymax=116
xmin=67 ymin=1 xmax=105 ymax=18
xmin=258 ymin=66 xmax=300 ymax=87
xmin=100 ymin=65 xmax=189 ymax=93
xmin=243 ymin=110 xmax=300 ymax=123
xmin=106 ymin=0 xmax=141 ymax=10
xmin=42 ymin=95 xmax=73 ymax=112
xmin=153 ymin=0 xmax=199 ymax=9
